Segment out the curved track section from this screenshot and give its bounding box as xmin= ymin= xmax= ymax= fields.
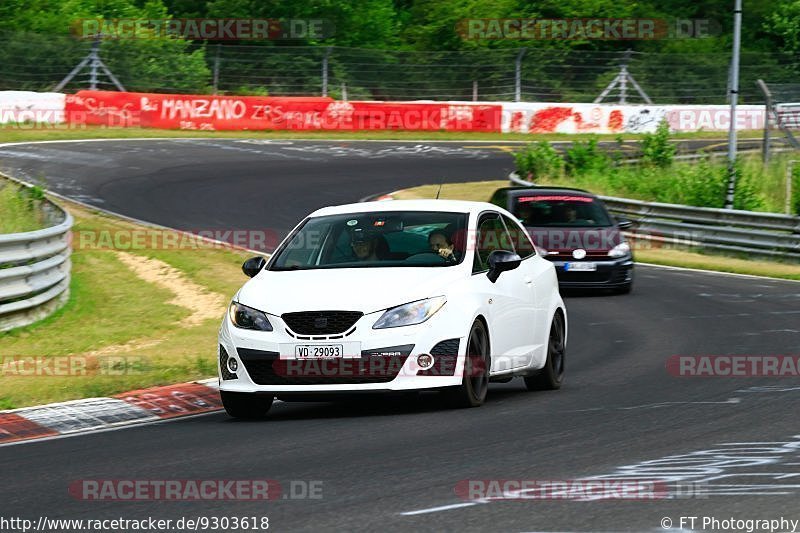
xmin=0 ymin=139 xmax=514 ymax=236
xmin=0 ymin=138 xmax=798 ymax=532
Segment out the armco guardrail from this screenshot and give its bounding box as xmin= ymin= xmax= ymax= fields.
xmin=509 ymin=172 xmax=800 ymax=261
xmin=0 ymin=194 xmax=73 ymax=332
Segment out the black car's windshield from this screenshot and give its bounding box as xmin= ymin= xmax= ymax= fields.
xmin=269 ymin=211 xmax=469 ymax=270
xmin=513 ymin=194 xmax=613 ymax=228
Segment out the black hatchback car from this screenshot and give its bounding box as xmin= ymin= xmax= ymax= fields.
xmin=490 ymin=186 xmax=634 ymax=293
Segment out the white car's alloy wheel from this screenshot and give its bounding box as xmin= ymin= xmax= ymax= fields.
xmin=445 ymin=319 xmax=490 ymax=408
xmin=525 ymin=312 xmax=565 ymax=391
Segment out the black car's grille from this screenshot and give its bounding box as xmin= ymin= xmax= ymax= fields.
xmin=281 ymin=311 xmax=363 ymax=335
xmin=238 ymin=347 xmax=409 ymax=385
xmin=611 ymin=268 xmax=630 ymax=284
xmin=219 ymin=345 xmax=237 ymax=380
xmin=418 ymin=339 xmax=460 ymax=376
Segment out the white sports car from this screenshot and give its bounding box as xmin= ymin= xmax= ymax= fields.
xmin=218 ymin=199 xmax=567 ymax=418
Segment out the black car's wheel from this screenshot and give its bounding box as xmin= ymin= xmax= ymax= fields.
xmin=525 ymin=312 xmax=565 ymax=391
xmin=220 ymin=391 xmax=274 ymax=419
xmin=444 ymin=319 xmax=490 ymax=408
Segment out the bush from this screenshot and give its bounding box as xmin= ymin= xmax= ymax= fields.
xmin=640 ymin=120 xmax=676 ymax=167
xmin=672 ymin=156 xmax=727 ymax=207
xmin=668 ymin=158 xmax=765 ymax=210
xmin=732 ymin=165 xmax=766 ymax=211
xmin=513 ymin=142 xmax=564 ymax=182
xmin=564 ymin=138 xmax=610 ymax=176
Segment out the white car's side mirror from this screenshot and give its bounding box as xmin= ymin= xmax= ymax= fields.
xmin=487 ymin=250 xmax=522 ymax=283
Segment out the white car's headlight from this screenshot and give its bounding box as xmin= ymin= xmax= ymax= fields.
xmin=372 ymin=296 xmax=446 ymax=329
xmin=229 ymin=301 xmax=273 ymax=331
xmin=608 ymin=242 xmax=631 ymax=258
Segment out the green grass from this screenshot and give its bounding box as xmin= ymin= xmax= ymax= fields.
xmin=512 ymin=140 xmax=799 ymax=214
xmin=534 ymin=154 xmax=795 ymax=214
xmin=635 ymin=248 xmax=800 ymax=280
xmin=393 ymin=180 xmax=800 ymax=281
xmin=0 ymin=200 xmax=253 ymax=408
xmin=0 ymin=180 xmax=47 ymax=233
xmin=393 ymin=180 xmax=505 ymax=202
xmin=0 ymin=124 xmax=765 ymax=144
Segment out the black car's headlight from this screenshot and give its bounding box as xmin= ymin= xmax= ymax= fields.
xmin=608 ymin=242 xmax=631 ymax=258
xmin=228 ymin=301 xmax=273 ymax=331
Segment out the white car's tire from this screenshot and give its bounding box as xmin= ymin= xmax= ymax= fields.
xmin=444 ymin=319 xmax=490 ymax=408
xmin=221 ymin=391 xmax=274 ymax=419
xmin=525 ymin=312 xmax=565 ymax=391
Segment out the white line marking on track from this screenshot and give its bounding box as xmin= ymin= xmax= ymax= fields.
xmin=400 ymin=501 xmax=482 ymax=515
xmin=637 ymin=262 xmax=800 ymax=283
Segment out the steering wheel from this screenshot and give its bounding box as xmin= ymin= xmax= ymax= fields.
xmin=404 ymin=252 xmax=447 ymax=264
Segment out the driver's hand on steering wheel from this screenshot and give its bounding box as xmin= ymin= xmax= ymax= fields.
xmin=437 ymin=245 xmax=455 ymax=260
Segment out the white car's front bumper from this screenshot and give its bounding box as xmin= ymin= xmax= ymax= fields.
xmin=218 ymin=310 xmax=467 ymax=393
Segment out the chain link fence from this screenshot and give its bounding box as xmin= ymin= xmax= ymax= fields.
xmin=1 ymin=31 xmax=798 ymax=103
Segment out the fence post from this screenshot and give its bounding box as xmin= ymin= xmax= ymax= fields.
xmin=473 ymin=80 xmax=478 ymax=102
xmin=54 ymin=33 xmax=125 ymax=92
xmin=724 ymin=0 xmax=743 ymax=210
xmin=756 ymin=79 xmax=772 ymax=165
xmin=322 ymin=47 xmax=332 ymax=97
xmin=88 ymin=36 xmax=100 ymax=90
xmin=212 ymin=44 xmax=221 ymax=95
xmin=515 ymin=48 xmax=526 ymax=102
xmin=786 ymin=160 xmax=798 ymax=215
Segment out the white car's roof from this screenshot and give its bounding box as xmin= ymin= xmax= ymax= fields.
xmin=310 ymin=199 xmax=499 ymax=217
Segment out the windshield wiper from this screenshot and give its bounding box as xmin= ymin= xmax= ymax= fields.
xmin=270 ymin=265 xmax=305 ymax=271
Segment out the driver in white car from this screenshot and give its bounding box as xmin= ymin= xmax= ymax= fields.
xmin=428 ymin=229 xmax=458 ymax=262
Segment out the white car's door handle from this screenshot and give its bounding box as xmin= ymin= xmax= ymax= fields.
xmin=524 ymin=277 xmax=533 ymax=285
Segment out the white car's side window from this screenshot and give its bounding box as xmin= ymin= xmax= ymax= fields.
xmin=473 ymin=212 xmax=516 ymax=273
xmin=501 ymin=214 xmax=536 ymax=259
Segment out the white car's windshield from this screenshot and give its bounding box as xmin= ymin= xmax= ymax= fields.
xmin=269 ymin=211 xmax=469 ymax=270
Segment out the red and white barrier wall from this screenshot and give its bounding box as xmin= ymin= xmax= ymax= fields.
xmin=0 ymin=90 xmax=766 ymax=133
xmin=501 ymin=102 xmax=764 ymax=134
xmin=0 ymin=91 xmax=66 ymax=124
xmin=63 ymin=91 xmax=502 ymax=132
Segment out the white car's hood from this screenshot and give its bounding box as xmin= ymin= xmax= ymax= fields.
xmin=237 ymin=267 xmax=465 ymax=315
